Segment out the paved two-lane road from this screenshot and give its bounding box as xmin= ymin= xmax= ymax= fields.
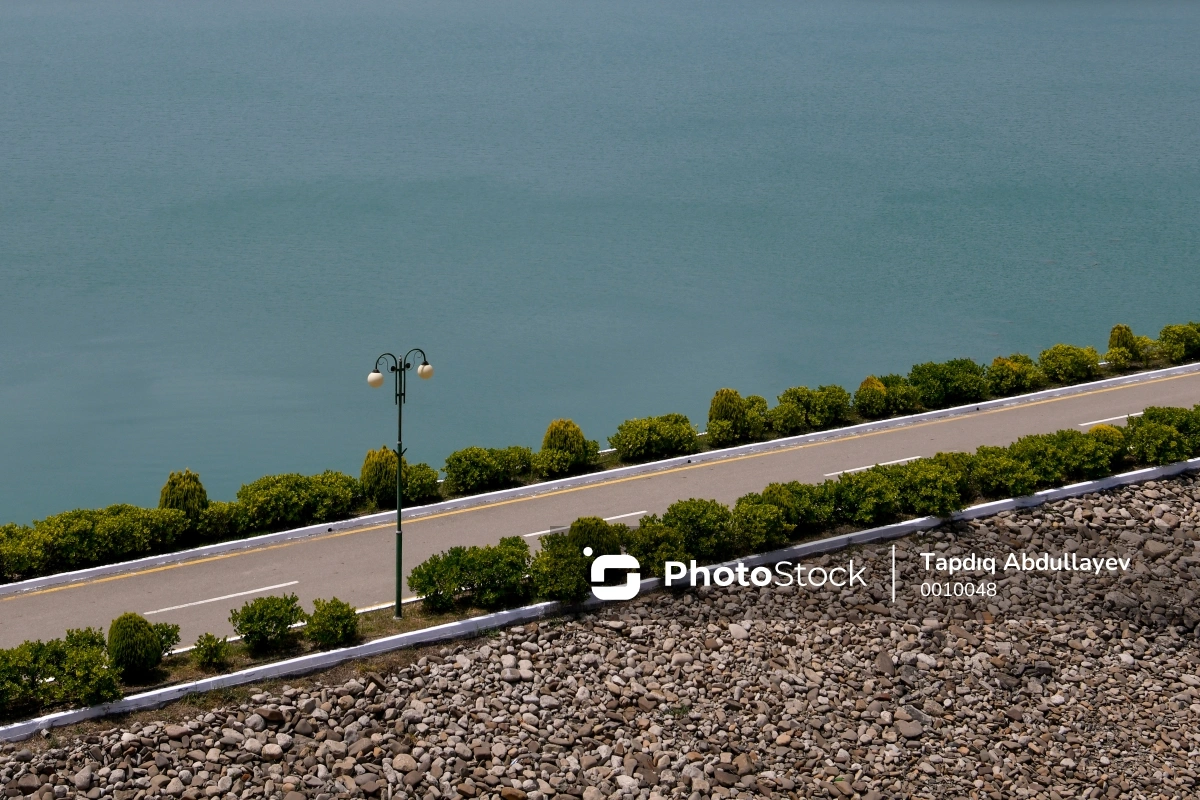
xmin=3 ymin=370 xmax=1199 ymax=648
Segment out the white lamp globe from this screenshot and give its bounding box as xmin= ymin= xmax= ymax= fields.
xmin=417 ymin=362 xmax=433 ymax=379
xmin=367 ymin=370 xmax=385 ymax=388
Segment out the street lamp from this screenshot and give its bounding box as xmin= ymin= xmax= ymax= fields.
xmin=367 ymin=349 xmax=433 ymax=617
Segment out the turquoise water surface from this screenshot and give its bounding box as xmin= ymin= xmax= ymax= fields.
xmin=2 ymin=0 xmax=1198 ymax=523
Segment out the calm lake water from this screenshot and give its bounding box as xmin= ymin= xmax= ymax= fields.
xmin=2 ymin=0 xmax=1199 ymax=524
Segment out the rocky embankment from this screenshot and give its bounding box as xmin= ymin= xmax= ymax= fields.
xmin=4 ymin=475 xmax=1200 ymax=800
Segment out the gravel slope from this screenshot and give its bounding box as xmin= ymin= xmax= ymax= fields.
xmin=4 ymin=475 xmax=1200 ymax=800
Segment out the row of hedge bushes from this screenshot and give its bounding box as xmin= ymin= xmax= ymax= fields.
xmin=4 ymin=321 xmax=1197 ymax=585
xmin=407 ymin=404 xmax=1200 ymax=611
xmin=0 ymin=595 xmax=360 ymax=721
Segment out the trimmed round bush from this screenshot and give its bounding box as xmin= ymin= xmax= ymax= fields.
xmin=767 ymin=401 xmax=808 ymax=436
xmin=1087 ymin=424 xmax=1127 ymax=468
xmin=306 ymin=597 xmax=359 ymax=649
xmin=834 ymin=468 xmax=900 ymax=526
xmin=1140 ymin=406 xmax=1200 ymax=454
xmin=235 ymin=472 xmax=359 ymax=534
xmin=192 ymin=633 xmax=231 ymax=671
xmin=1103 ymin=347 xmax=1133 ymax=370
xmin=970 ymin=446 xmax=1039 ymax=499
xmin=730 ymin=497 xmax=792 ymax=554
xmin=461 ymin=537 xmax=531 ymax=609
xmin=986 ymin=354 xmax=1046 ymax=397
xmin=195 ymin=500 xmax=242 ymax=543
xmin=1108 ymin=324 xmax=1141 ymax=361
xmin=758 ymin=481 xmax=835 ymax=536
xmin=531 ymin=448 xmax=575 ymax=479
xmin=878 ymin=374 xmax=922 ymax=415
xmin=908 ymin=359 xmax=988 ymax=409
xmin=107 ymin=612 xmax=163 ymax=681
xmin=658 ymin=498 xmax=734 ymax=562
xmin=228 ymin=594 xmax=307 ymax=653
xmin=1157 ymin=323 xmax=1200 ymax=364
xmin=707 ymin=389 xmax=751 ymax=447
xmin=1038 ymin=344 xmax=1101 ymax=384
xmin=408 ymin=547 xmax=467 ymax=612
xmin=542 ymin=419 xmax=589 ymax=464
xmin=158 ymin=469 xmax=209 ymax=522
xmin=360 ymin=446 xmax=398 ymax=509
xmin=608 ymin=414 xmax=699 ymax=463
xmin=745 ymin=396 xmax=769 ymax=441
xmin=443 ymin=447 xmax=505 ymax=494
xmin=889 ymin=459 xmax=965 ymax=519
xmin=1126 ymin=421 xmax=1189 ymax=466
xmin=853 ymin=377 xmax=888 ymax=419
xmin=402 ymin=459 xmax=443 ymax=505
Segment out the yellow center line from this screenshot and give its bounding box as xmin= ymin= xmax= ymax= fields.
xmin=5 ymin=370 xmax=1196 ymax=602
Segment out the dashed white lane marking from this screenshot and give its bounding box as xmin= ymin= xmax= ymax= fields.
xmin=1077 ymin=411 xmax=1142 ymax=427
xmin=523 ymin=510 xmax=648 ymax=538
xmin=145 ymin=581 xmax=299 ymax=615
xmin=824 ymin=457 xmax=920 ymax=478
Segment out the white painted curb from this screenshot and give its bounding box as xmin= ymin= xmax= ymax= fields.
xmin=4 ymin=361 xmax=1198 ymax=599
xmin=3 ymin=455 xmax=1197 ymax=743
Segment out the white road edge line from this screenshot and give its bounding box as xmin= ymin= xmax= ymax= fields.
xmin=145 ymin=581 xmax=299 ymax=616
xmin=1077 ymin=411 xmax=1143 ymax=427
xmin=523 ymin=511 xmax=648 ymax=538
xmin=824 ymin=457 xmax=920 ymax=478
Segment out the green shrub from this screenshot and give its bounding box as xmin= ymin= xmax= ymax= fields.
xmin=834 ymin=468 xmax=900 ymax=526
xmin=531 ymin=448 xmax=576 ymax=480
xmin=306 ymin=597 xmax=359 ymax=649
xmin=228 ymin=594 xmax=307 ymax=653
xmin=1103 ymin=347 xmax=1133 ymax=370
xmin=107 ymin=613 xmax=163 ymax=681
xmin=23 ymin=505 xmax=188 ymax=576
xmin=1135 ymin=335 xmax=1162 ymax=363
xmin=461 ymin=537 xmax=531 ymax=609
xmin=1157 ymin=323 xmax=1200 ymax=364
xmin=745 ymin=396 xmax=769 ymax=441
xmin=158 ymin=469 xmax=209 ymax=523
xmin=530 ymin=517 xmax=624 ymax=604
xmin=777 ymin=385 xmax=853 ymax=429
xmin=970 ymin=446 xmax=1039 ymax=499
xmin=986 ymin=354 xmax=1046 ymax=397
xmin=0 ymin=640 xmax=55 ymax=714
xmin=1038 ymin=344 xmax=1101 ymax=384
xmin=192 ymin=633 xmax=231 ymax=671
xmin=608 ymin=414 xmax=699 ymax=462
xmin=151 ymin=623 xmax=181 ymax=660
xmin=1108 ymin=324 xmax=1141 ymax=361
xmin=758 ymin=481 xmax=836 ymax=536
xmin=403 ymin=459 xmax=442 ymax=505
xmin=407 ymin=547 xmax=467 ymax=612
xmin=853 ymin=377 xmax=888 ymax=419
xmin=492 ymin=447 xmax=534 ymax=482
xmin=1007 ymin=430 xmax=1113 ymax=486
xmin=443 ymin=447 xmax=506 ymax=494
xmin=195 ymin=500 xmax=242 ymax=542
xmin=58 ymin=629 xmax=121 ymax=706
xmin=707 ymin=389 xmax=752 ymax=447
xmin=766 ymin=401 xmax=808 ymax=436
xmin=530 ymin=533 xmax=590 ymax=604
xmin=1087 ymin=424 xmax=1128 ymax=468
xmin=908 ymin=359 xmax=989 ymax=409
xmin=889 ymin=460 xmax=966 ymax=519
xmin=540 ymin=419 xmax=597 ymax=473
xmin=926 ymin=451 xmax=976 ymax=504
xmin=236 ymin=472 xmax=359 ymax=534
xmin=1140 ymin=407 xmax=1200 ymax=455
xmin=360 ymin=446 xmax=398 ymax=509
xmin=730 ymin=496 xmax=793 ymax=554
xmin=1126 ymin=420 xmax=1189 ymax=465
xmin=658 ymin=498 xmax=735 ymax=562
xmin=619 ymin=522 xmax=690 ymax=577
xmin=878 ymin=374 xmax=922 ymax=415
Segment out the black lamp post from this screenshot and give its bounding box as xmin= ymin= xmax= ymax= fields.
xmin=367 ymin=349 xmax=433 ymax=617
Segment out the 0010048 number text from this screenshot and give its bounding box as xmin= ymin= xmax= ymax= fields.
xmin=920 ymin=581 xmax=997 ymax=598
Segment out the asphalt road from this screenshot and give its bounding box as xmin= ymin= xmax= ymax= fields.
xmin=3 ymin=370 xmax=1199 ymax=648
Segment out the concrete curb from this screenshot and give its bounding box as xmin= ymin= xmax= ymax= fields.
xmin=5 ymin=361 xmax=1198 ymax=599
xmin=3 ymin=454 xmax=1197 ymax=742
